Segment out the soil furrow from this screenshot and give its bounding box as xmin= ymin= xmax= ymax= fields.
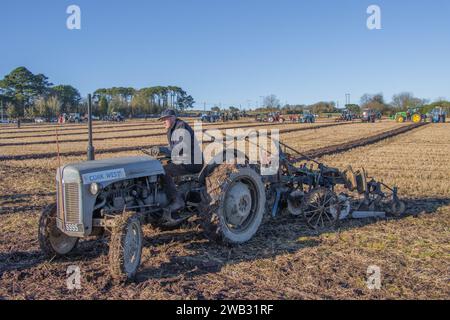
xmin=0 ymin=122 xmax=352 ymax=160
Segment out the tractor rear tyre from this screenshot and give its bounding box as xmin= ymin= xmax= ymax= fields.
xmin=109 ymin=212 xmax=143 ymax=283
xmin=201 ymin=165 xmax=266 ymax=245
xmin=412 ymin=113 xmax=422 ymax=123
xmin=38 ymin=203 xmax=79 ymax=257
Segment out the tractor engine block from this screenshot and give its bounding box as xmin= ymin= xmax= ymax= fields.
xmin=94 ymin=176 xmax=168 ymax=215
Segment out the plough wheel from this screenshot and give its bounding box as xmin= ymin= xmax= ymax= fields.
xmin=390 ymin=200 xmax=406 ymax=217
xmin=302 ymin=188 xmax=341 ymax=230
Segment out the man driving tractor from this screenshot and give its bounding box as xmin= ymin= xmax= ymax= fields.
xmin=158 ymin=109 xmax=204 ymax=215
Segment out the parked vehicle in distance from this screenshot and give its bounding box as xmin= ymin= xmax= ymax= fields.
xmin=299 ymin=111 xmax=316 ymax=123
xmin=361 ymin=109 xmax=380 ymax=123
xmin=34 ymin=117 xmax=46 ymax=123
xmin=68 ymin=113 xmax=82 ymax=123
xmin=103 ymin=112 xmax=125 ymax=122
xmin=200 ymin=113 xmax=220 ymax=123
xmin=84 ymin=114 xmax=100 ymax=121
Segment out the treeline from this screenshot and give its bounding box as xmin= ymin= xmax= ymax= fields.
xmin=0 ymin=67 xmax=195 ymax=119
xmin=0 ymin=67 xmax=82 ymax=119
xmin=94 ymin=86 xmax=194 ymax=116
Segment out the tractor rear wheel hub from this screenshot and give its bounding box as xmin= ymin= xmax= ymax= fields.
xmin=225 ymin=182 xmax=252 ymax=226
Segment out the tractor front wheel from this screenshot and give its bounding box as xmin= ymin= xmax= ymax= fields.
xmin=396 ymin=116 xmax=405 ymax=123
xmin=38 ymin=204 xmax=79 ymax=257
xmin=109 ymin=212 xmax=143 ymax=283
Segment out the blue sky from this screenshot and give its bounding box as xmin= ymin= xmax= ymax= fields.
xmin=0 ymin=0 xmax=449 ymax=109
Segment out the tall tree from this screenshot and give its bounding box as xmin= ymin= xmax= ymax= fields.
xmin=309 ymin=101 xmax=337 ymax=114
xmin=0 ymin=67 xmax=52 ymax=117
xmin=263 ymin=95 xmax=281 ymax=110
xmin=177 ymin=95 xmax=195 ymax=111
xmin=360 ymin=93 xmax=391 ymax=114
xmin=52 ymin=85 xmax=81 ymax=113
xmin=391 ymin=92 xmax=427 ymax=110
xmin=131 ymin=90 xmax=151 ymax=115
xmin=345 ymin=104 xmax=361 ymax=114
xmin=98 ymin=96 xmax=109 ymax=116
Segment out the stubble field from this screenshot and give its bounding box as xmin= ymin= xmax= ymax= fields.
xmin=0 ymin=118 xmax=448 ymax=299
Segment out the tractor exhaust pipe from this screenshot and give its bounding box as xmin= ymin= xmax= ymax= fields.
xmin=87 ymin=94 xmax=95 ymax=161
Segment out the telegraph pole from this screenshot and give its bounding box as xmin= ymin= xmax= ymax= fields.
xmin=1 ymin=100 xmax=3 ymax=123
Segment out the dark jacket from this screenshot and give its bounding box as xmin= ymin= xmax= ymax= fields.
xmin=167 ymin=119 xmax=203 ymax=173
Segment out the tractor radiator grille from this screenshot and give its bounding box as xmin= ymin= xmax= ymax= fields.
xmin=56 ymin=180 xmax=81 ymax=224
xmin=64 ymin=183 xmax=81 ymax=224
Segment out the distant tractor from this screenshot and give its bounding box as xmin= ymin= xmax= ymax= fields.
xmin=200 ymin=113 xmax=220 ymax=123
xmin=68 ymin=113 xmax=82 ymax=123
xmin=429 ymin=107 xmax=447 ymax=123
xmin=267 ymin=112 xmax=286 ymax=123
xmin=337 ymin=109 xmax=357 ymax=122
xmin=103 ymin=112 xmax=125 ymax=122
xmin=394 ymin=108 xmax=423 ymax=123
xmin=299 ymin=111 xmax=316 ymax=123
xmin=256 ymin=112 xmax=286 ymax=123
xmin=361 ymin=109 xmax=380 ymax=123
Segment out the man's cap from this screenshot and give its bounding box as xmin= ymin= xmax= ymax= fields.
xmin=159 ymin=109 xmax=177 ymax=120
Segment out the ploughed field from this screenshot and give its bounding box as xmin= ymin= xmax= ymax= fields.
xmin=0 ymin=119 xmax=401 ymax=157
xmin=0 ymin=119 xmax=448 ymax=299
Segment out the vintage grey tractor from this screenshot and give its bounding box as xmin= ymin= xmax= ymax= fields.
xmin=38 ymin=147 xmax=267 ymax=282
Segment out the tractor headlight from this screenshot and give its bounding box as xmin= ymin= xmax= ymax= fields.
xmin=89 ymin=182 xmax=101 ymax=195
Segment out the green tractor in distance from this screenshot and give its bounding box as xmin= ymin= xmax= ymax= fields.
xmin=393 ymin=107 xmax=423 ymax=123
